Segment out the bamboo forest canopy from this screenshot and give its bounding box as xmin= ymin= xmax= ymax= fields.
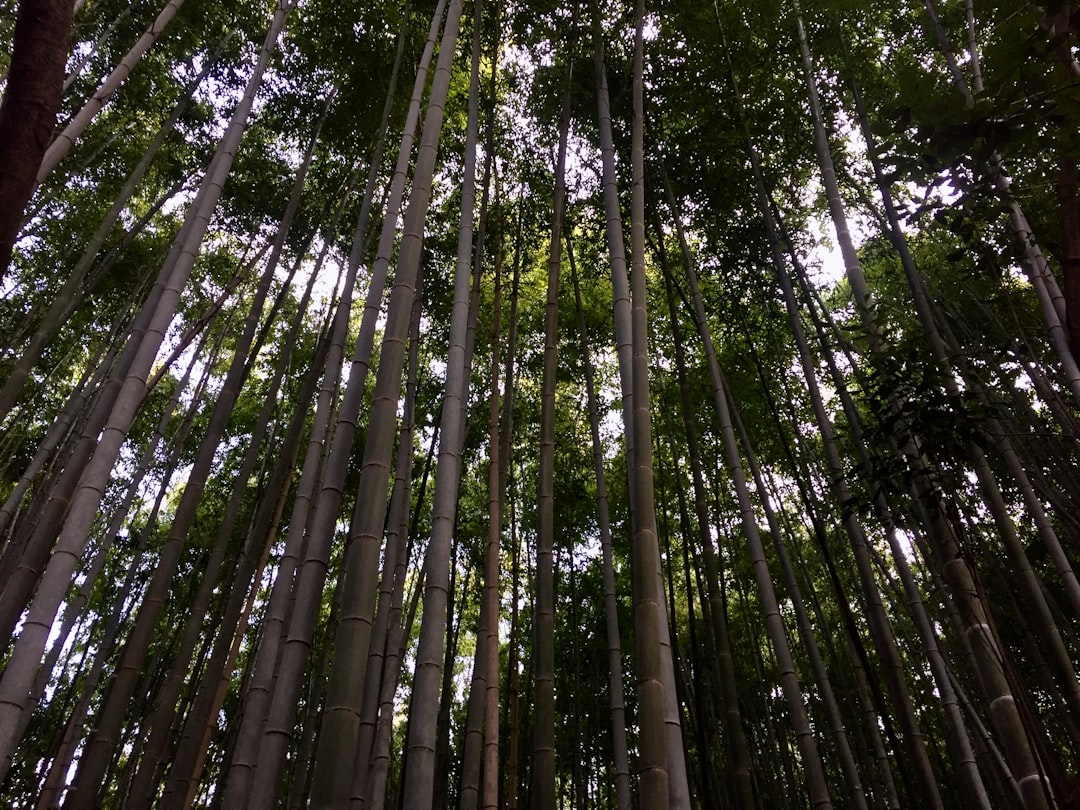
xmin=0 ymin=0 xmax=1079 ymax=807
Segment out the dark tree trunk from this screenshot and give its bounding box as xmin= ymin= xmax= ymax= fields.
xmin=0 ymin=0 xmax=72 ymax=274
xmin=1060 ymin=155 xmax=1080 ymax=356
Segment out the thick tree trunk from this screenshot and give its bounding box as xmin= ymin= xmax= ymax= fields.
xmin=0 ymin=0 xmax=72 ymax=275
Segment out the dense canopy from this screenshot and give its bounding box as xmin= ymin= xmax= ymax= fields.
xmin=0 ymin=0 xmax=1078 ymax=808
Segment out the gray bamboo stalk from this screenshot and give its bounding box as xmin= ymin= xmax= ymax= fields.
xmin=13 ymin=324 xmax=207 ymax=755
xmin=950 ymin=670 xmax=1023 ymax=805
xmin=794 ymin=8 xmax=1055 ymax=804
xmin=590 ymin=0 xmax=633 ymax=453
xmin=460 ymin=189 xmax=497 ymax=810
xmin=569 ymin=240 xmax=632 ymax=810
xmin=843 ymin=66 xmax=1080 ymax=621
xmin=1003 ymin=190 xmax=1080 ymax=406
xmin=0 ymin=267 xmax=160 ymax=564
xmin=31 ymin=324 xmax=220 ymax=810
xmin=726 ymin=384 xmax=871 ymax=810
xmin=353 ymin=261 xmax=425 ymax=807
xmin=316 ymin=8 xmax=465 ymax=807
xmin=964 ymin=0 xmax=984 ymax=93
xmin=347 ymin=416 xmax=408 ymax=782
xmin=921 ymin=2 xmax=1080 ymax=405
xmin=663 ymin=432 xmax=723 ymax=810
xmin=666 ymin=175 xmax=834 ymax=810
xmin=457 ymin=364 xmax=500 ymax=800
xmin=458 ymin=21 xmax=498 ymax=810
xmin=158 ymin=276 xmax=333 ymax=810
xmin=320 ymin=17 xmax=413 ymax=795
xmin=465 ymin=25 xmax=503 ymax=810
xmin=0 ymin=329 xmax=117 ymax=542
xmin=367 ymin=414 xmax=437 ymax=810
xmin=921 ymin=0 xmax=975 ymax=107
xmin=62 ymin=6 xmax=133 ymax=91
xmin=287 ymin=578 xmax=341 ymax=810
xmin=367 ymin=563 xmax=425 ymax=810
xmin=229 ymin=10 xmax=436 ymax=806
xmin=590 ymin=19 xmax=675 ymax=743
xmin=592 ymin=7 xmax=688 ymax=799
xmin=730 ymin=93 xmax=943 ymax=802
xmin=216 ymin=302 xmax=339 ymax=806
xmin=9 ymin=327 xmax=210 ymax=796
xmin=500 ymin=206 xmax=523 ymax=810
xmin=0 ymin=22 xmax=257 ymax=627
xmin=220 ymin=13 xmax=427 ymax=800
xmin=459 ymin=577 xmax=492 ymax=810
xmin=505 ymin=511 xmax=522 ymax=810
xmin=775 ymin=256 xmax=985 ymax=805
xmin=67 ymin=135 xmax=303 ymax=810
xmin=653 ymin=212 xmax=756 ymax=810
xmin=433 ymin=552 xmax=466 ymax=809
xmin=627 ymin=3 xmax=676 ymax=807
xmin=481 ymin=184 xmax=503 ymax=810
xmin=298 ymin=1 xmax=449 ymax=799
xmin=530 ymin=69 xmax=572 ymax=810
xmin=0 ymin=39 xmax=223 ymax=421
xmin=37 ymin=0 xmax=187 ymax=181
xmin=220 ymin=255 xmax=329 ymax=787
xmin=0 ymin=1 xmax=295 ymax=784
xmin=389 ymin=3 xmax=479 ymax=804
xmin=125 ymin=139 xmax=323 ymax=805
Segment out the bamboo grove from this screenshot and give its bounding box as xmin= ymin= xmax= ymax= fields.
xmin=0 ymin=0 xmax=1078 ymax=807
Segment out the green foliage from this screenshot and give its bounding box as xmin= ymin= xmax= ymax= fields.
xmin=3 ymin=0 xmax=1079 ymax=806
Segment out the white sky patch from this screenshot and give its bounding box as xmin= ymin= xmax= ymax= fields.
xmin=811 ymin=216 xmax=847 ymax=287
